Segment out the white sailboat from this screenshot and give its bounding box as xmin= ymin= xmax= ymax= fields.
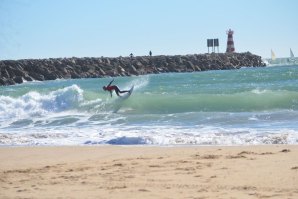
xmin=271 ymin=49 xmax=276 ymax=61
xmin=287 ymin=48 xmax=297 ymax=64
xmin=268 ymin=49 xmax=279 ymax=65
xmin=266 ymin=49 xmax=297 ymax=66
xmin=290 ymin=48 xmax=295 ymax=58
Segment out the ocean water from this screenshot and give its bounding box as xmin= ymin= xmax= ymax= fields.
xmin=1 ymin=65 xmax=298 ymax=146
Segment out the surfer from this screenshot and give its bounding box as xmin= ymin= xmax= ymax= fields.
xmin=103 ymin=78 xmax=130 ymax=97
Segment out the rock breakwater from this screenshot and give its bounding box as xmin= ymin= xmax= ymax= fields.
xmin=0 ymin=52 xmax=265 ymax=86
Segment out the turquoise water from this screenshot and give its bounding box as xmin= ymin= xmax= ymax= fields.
xmin=1 ymin=65 xmax=298 ymax=146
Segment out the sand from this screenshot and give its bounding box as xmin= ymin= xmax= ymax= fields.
xmin=1 ymin=145 xmax=298 ymax=199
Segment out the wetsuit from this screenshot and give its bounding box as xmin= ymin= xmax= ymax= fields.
xmin=106 ymin=85 xmax=123 ymax=96
xmin=103 ymin=79 xmax=129 ymax=97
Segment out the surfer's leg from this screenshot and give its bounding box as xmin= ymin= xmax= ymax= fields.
xmin=114 ymin=87 xmax=121 ymax=96
xmin=118 ymin=90 xmax=129 ymax=93
xmin=115 ymin=86 xmax=129 ymax=94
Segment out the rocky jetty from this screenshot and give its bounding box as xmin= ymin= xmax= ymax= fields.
xmin=0 ymin=52 xmax=265 ymax=86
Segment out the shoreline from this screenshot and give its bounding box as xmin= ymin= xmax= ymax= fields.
xmin=1 ymin=145 xmax=297 ymax=198
xmin=1 ymin=143 xmax=298 ymax=148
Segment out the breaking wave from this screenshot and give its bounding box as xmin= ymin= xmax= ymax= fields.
xmin=1 ymin=66 xmax=298 ymax=146
xmin=0 ymin=85 xmax=84 ymax=119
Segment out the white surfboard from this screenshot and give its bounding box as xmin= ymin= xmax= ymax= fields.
xmin=119 ymin=85 xmax=134 ymax=99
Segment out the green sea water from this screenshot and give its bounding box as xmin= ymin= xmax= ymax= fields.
xmin=1 ymin=65 xmax=298 ymax=146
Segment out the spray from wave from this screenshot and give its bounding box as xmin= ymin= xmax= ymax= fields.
xmin=0 ymin=75 xmax=151 ymax=121
xmin=0 ymin=85 xmax=84 ymax=119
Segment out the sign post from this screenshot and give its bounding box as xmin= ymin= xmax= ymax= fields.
xmin=207 ymin=39 xmax=219 ymax=53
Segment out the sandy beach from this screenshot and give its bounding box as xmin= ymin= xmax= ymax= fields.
xmin=1 ymin=145 xmax=298 ymax=199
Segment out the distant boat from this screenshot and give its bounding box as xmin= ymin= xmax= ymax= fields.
xmin=264 ymin=49 xmax=298 ymax=66
xmin=290 ymin=48 xmax=295 ymax=58
xmin=271 ymin=49 xmax=276 ymax=61
xmin=288 ymin=48 xmax=295 ymax=62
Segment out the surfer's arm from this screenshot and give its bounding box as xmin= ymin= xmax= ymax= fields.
xmin=109 ymin=91 xmax=113 ymax=97
xmin=107 ymin=78 xmax=114 ymax=87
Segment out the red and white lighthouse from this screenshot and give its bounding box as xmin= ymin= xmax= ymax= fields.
xmin=226 ymin=29 xmax=235 ymax=53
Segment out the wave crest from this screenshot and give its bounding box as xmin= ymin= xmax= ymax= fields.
xmin=0 ymin=85 xmax=84 ymax=119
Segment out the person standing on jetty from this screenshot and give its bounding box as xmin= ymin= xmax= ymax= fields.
xmin=103 ymin=78 xmax=130 ymax=97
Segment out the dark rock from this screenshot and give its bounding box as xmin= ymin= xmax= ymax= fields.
xmin=23 ymin=75 xmax=33 ymax=82
xmin=70 ymin=71 xmax=81 ymax=79
xmin=0 ymin=52 xmax=266 ymax=86
xmin=1 ymin=69 xmax=10 ymax=78
xmin=13 ymin=76 xmax=23 ymax=84
xmin=186 ymin=61 xmax=195 ymax=71
xmin=29 ymin=72 xmax=45 ymax=81
xmin=0 ymin=78 xmax=6 ymax=85
xmin=1 ymin=78 xmax=15 ymax=85
xmin=44 ymin=72 xmax=58 ymax=80
xmin=130 ymin=65 xmax=138 ymax=74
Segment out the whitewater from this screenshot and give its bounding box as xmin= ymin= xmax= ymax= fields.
xmin=1 ymin=65 xmax=298 ymax=146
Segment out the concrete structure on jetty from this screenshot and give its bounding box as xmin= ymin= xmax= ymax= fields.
xmin=0 ymin=52 xmax=265 ymax=86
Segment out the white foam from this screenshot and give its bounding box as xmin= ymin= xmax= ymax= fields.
xmin=82 ymin=125 xmax=298 ymax=146
xmin=251 ymin=88 xmax=267 ymax=94
xmin=124 ymin=75 xmax=150 ymax=91
xmin=1 ymin=121 xmax=298 ymax=146
xmin=0 ymin=85 xmax=84 ymax=121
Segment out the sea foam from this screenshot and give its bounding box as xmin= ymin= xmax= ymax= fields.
xmin=0 ymin=85 xmax=83 ymax=120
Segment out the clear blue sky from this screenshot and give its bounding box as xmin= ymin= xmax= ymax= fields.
xmin=0 ymin=0 xmax=297 ymax=60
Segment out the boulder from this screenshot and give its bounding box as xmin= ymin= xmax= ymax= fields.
xmin=44 ymin=72 xmax=58 ymax=80
xmin=0 ymin=52 xmax=265 ymax=86
xmin=29 ymin=72 xmax=45 ymax=81
xmin=23 ymin=75 xmax=33 ymax=82
xmin=1 ymin=69 xmax=10 ymax=78
xmin=13 ymin=76 xmax=23 ymax=84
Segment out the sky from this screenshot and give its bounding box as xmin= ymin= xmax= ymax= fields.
xmin=0 ymin=0 xmax=297 ymax=60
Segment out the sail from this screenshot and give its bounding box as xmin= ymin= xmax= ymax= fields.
xmin=271 ymin=49 xmax=276 ymax=60
xmin=290 ymin=48 xmax=294 ymax=58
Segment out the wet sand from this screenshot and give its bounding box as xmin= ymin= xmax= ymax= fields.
xmin=1 ymin=145 xmax=298 ymax=199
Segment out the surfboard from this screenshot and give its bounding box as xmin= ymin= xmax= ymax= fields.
xmin=112 ymin=86 xmax=134 ymax=113
xmin=119 ymin=85 xmax=134 ymax=99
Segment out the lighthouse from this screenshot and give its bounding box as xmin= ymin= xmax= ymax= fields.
xmin=226 ymin=29 xmax=235 ymax=53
